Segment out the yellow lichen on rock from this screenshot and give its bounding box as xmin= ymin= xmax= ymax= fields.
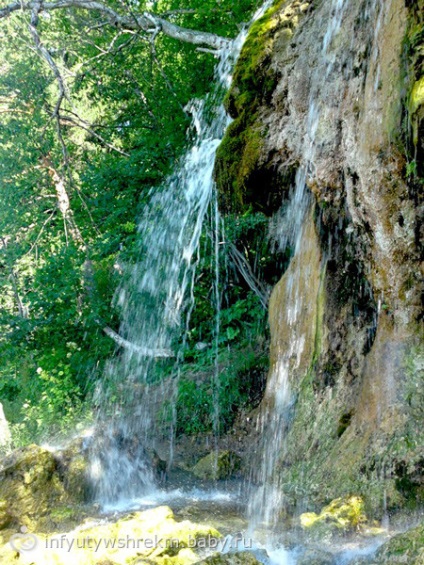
xmin=0 ymin=506 xmax=222 ymax=565
xmin=300 ymin=496 xmax=367 ymax=538
xmin=410 ymin=77 xmax=424 ymax=115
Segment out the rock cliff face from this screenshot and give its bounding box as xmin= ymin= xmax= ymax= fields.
xmin=216 ymin=0 xmax=423 ymax=514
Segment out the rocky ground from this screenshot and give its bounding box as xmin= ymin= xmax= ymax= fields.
xmin=0 ymin=443 xmax=422 ymax=565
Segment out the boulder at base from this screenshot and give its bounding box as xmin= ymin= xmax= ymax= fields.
xmin=299 ymin=496 xmax=367 ymax=539
xmin=1 ymin=505 xmax=222 ymax=565
xmin=192 ymin=451 xmax=241 ymax=480
xmin=0 ymin=445 xmax=69 ymax=533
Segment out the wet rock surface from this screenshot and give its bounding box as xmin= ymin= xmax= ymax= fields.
xmin=192 ymin=452 xmax=242 ymax=481
xmin=0 ymin=444 xmax=73 ymax=532
xmin=214 ymin=0 xmax=424 ymax=515
xmin=300 ymin=496 xmax=367 ymax=540
xmin=349 ymin=522 xmax=424 ymax=564
xmin=296 ymin=548 xmax=334 ymax=565
xmin=0 ymin=505 xmax=222 ymax=565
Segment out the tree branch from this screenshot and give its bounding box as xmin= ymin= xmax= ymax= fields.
xmin=102 ymin=326 xmax=174 ymax=358
xmin=58 ymin=112 xmax=130 ymax=156
xmin=229 ymin=243 xmax=270 ymax=310
xmin=0 ymin=237 xmax=28 ymax=318
xmin=0 ymin=1 xmax=230 ymax=50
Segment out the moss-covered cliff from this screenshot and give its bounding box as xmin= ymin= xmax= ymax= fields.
xmin=215 ymin=0 xmax=424 ymax=516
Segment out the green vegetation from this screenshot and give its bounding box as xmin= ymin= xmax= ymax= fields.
xmin=173 ymin=210 xmax=286 ymax=436
xmin=401 ymin=0 xmax=424 ymax=178
xmin=0 ymin=0 xmax=275 ymax=445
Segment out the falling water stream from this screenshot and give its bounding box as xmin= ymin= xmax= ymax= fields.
xmin=247 ymin=0 xmax=350 ymax=537
xmin=88 ymin=0 xmax=273 ymax=506
xmin=85 ymin=0 xmax=399 ymax=563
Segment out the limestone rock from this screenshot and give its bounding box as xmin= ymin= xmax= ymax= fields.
xmin=214 ymin=0 xmax=424 ymax=517
xmin=192 ymin=451 xmax=241 ymax=480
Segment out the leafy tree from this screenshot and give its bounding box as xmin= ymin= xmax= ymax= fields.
xmin=0 ymin=0 xmax=267 ymax=443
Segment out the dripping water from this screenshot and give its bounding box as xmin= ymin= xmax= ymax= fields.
xmin=248 ymin=0 xmax=351 ymax=538
xmin=88 ymin=0 xmax=274 ymax=507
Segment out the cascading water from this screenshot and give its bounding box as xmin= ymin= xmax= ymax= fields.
xmin=85 ymin=0 xmax=394 ymax=560
xmin=88 ymin=0 xmax=273 ymax=506
xmin=247 ymin=0 xmax=351 ymax=538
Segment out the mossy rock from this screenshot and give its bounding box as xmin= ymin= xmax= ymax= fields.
xmin=409 ymin=77 xmax=424 ymax=115
xmin=193 ymin=552 xmax=262 ymax=565
xmin=0 ymin=505 xmax=222 ymax=565
xmin=409 ymin=76 xmax=424 ymax=146
xmin=299 ymin=496 xmax=367 ymax=539
xmin=0 ymin=501 xmax=13 ymax=530
xmin=371 ymin=522 xmax=424 ymax=564
xmin=0 ymin=444 xmax=69 ymax=531
xmin=55 ymin=437 xmax=91 ymax=502
xmin=191 ymin=451 xmax=241 ymax=480
xmin=215 ymin=0 xmax=310 ymax=214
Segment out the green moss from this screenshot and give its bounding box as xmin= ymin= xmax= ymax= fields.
xmin=214 ymin=117 xmax=264 ymax=212
xmin=224 ymin=0 xmax=287 ymax=118
xmin=0 ymin=505 xmax=223 ymax=565
xmin=402 ymin=2 xmax=424 ymax=161
xmin=192 ymin=450 xmax=241 ymax=480
xmin=215 ymin=0 xmax=309 ymax=214
xmin=409 ymin=76 xmax=424 ymax=145
xmin=300 ymin=496 xmax=367 ymax=539
xmin=0 ymin=445 xmax=69 ymax=531
xmin=370 ymin=522 xmax=424 ymax=564
xmin=336 ymin=412 xmax=353 ymax=438
xmin=195 ymin=553 xmax=262 ymax=565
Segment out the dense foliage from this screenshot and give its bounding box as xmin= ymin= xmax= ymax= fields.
xmin=0 ymin=0 xmax=282 ymax=444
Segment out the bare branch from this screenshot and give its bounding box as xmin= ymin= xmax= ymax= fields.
xmin=103 ymin=326 xmax=174 ymax=358
xmin=229 ymin=243 xmax=270 ymax=309
xmin=0 ymin=1 xmax=230 ymax=50
xmin=196 ymin=47 xmax=220 ymax=57
xmin=42 ymin=158 xmax=85 ymax=247
xmin=28 ymin=1 xmax=69 ymax=117
xmin=24 ymin=209 xmax=57 ymax=257
xmin=58 ymin=112 xmax=130 ymax=156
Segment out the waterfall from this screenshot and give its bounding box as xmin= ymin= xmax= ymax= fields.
xmin=247 ymin=0 xmax=351 ymax=536
xmin=88 ymin=0 xmax=274 ymax=506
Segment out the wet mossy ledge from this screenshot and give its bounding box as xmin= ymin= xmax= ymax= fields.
xmin=351 ymin=522 xmax=424 ymax=565
xmin=214 ymin=0 xmax=311 ymax=215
